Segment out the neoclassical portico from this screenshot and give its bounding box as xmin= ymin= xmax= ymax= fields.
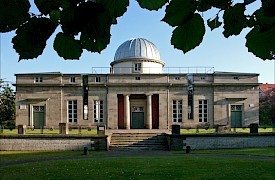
xmin=123 ymin=94 xmax=153 ymax=129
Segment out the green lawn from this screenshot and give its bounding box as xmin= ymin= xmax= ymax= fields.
xmin=189 ymin=147 xmax=275 ymax=157
xmin=2 ymin=129 xmax=97 ymax=135
xmin=2 ymin=128 xmax=273 ymax=135
xmin=1 ymin=148 xmax=274 ymax=179
xmin=180 ymin=128 xmax=274 ymax=134
xmin=0 ymin=151 xmax=105 ymax=163
xmin=1 ymin=156 xmax=274 ymax=179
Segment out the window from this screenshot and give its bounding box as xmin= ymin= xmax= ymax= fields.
xmin=95 ymin=77 xmax=101 ymax=83
xmin=33 ymin=106 xmax=44 ymax=112
xmin=199 ymin=100 xmax=208 ymax=122
xmin=200 ymin=76 xmax=205 ymax=80
xmin=174 ymin=76 xmax=180 ymax=80
xmin=94 ymin=100 xmax=103 ymax=123
xmin=234 ymin=76 xmax=239 ymax=80
xmin=134 ymin=63 xmax=142 ymax=71
xmin=19 ymin=104 xmax=26 ymax=109
xmin=34 ymin=77 xmax=43 ymax=83
xmin=68 ymin=100 xmax=77 ymax=123
xmin=69 ymin=77 xmax=76 ymax=83
xmin=135 ymin=76 xmax=141 ymax=80
xmin=231 ymin=105 xmax=242 ymax=111
xmin=173 ymin=100 xmax=182 ymax=123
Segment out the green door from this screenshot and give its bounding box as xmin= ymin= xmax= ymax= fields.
xmin=231 ymin=105 xmax=242 ymax=128
xmin=132 ymin=112 xmax=144 ymax=129
xmin=33 ymin=106 xmax=45 ymax=129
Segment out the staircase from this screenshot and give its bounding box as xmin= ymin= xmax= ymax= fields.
xmin=109 ymin=133 xmax=168 ymax=151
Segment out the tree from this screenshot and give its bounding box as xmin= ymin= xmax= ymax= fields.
xmin=0 ymin=83 xmax=16 ymax=129
xmin=259 ymin=89 xmax=275 ymax=126
xmin=0 ymin=0 xmax=274 ymax=61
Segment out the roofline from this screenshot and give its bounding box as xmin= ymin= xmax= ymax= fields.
xmin=110 ymin=58 xmax=165 ymax=66
xmin=213 ymin=71 xmax=260 ymax=76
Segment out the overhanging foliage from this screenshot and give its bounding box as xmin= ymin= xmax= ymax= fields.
xmin=0 ymin=0 xmax=274 ymax=60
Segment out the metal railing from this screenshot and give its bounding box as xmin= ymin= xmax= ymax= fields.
xmin=91 ymin=66 xmax=215 ymax=74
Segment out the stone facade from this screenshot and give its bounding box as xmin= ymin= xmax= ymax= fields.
xmin=14 ymin=71 xmax=260 ymax=130
xmin=14 ymin=38 xmax=260 ymax=131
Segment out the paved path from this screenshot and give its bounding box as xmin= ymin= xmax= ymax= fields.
xmin=1 ymin=150 xmax=274 ymax=167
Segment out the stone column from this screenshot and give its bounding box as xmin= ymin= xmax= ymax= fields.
xmin=146 ymin=94 xmax=152 ymax=129
xmin=124 ymin=94 xmax=130 ymax=130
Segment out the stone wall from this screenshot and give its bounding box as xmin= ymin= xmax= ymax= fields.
xmin=167 ymin=133 xmax=275 ymax=150
xmin=0 ymin=135 xmax=108 ymax=151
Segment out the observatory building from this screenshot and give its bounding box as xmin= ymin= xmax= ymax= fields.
xmin=14 ymin=38 xmax=260 ymax=130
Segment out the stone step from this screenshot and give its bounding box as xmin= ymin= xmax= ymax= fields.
xmin=111 ymin=139 xmax=166 ymax=144
xmin=111 ymin=142 xmax=167 ymax=146
xmin=110 ymin=146 xmax=168 ymax=151
xmin=110 ymin=133 xmax=166 ymax=138
xmin=109 ymin=133 xmax=168 ymax=151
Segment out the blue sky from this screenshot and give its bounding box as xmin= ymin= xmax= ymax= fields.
xmin=0 ymin=0 xmax=274 ymax=84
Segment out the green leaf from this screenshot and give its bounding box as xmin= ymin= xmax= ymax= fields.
xmin=60 ymin=6 xmax=79 ymax=36
xmin=97 ymin=0 xmax=129 ymax=18
xmin=262 ymin=0 xmax=275 ymax=17
xmin=0 ymin=0 xmax=30 ymax=32
xmin=50 ymin=10 xmax=61 ymax=25
xmin=75 ymin=2 xmax=112 ymax=33
xmin=246 ymin=27 xmax=275 ymax=60
xmin=197 ymin=0 xmax=212 ymax=12
xmin=171 ymin=13 xmax=205 ymax=53
xmin=60 ymin=0 xmax=85 ymax=10
xmin=247 ymin=16 xmax=256 ymax=28
xmin=162 ymin=0 xmax=197 ymax=27
xmin=207 ymin=15 xmax=222 ymax=31
xmin=209 ymin=0 xmax=232 ymax=10
xmin=81 ymin=31 xmax=111 ymax=53
xmin=34 ymin=0 xmax=61 ymax=15
xmin=137 ymin=0 xmax=169 ymax=11
xmin=12 ymin=17 xmax=57 ymax=60
xmin=54 ymin=32 xmax=83 ymax=60
xmin=254 ymin=8 xmax=275 ymax=28
xmin=223 ymin=3 xmax=247 ymax=38
xmin=244 ymin=0 xmax=256 ymax=5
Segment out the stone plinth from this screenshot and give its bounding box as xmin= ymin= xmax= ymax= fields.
xmin=59 ymin=123 xmax=68 ymax=135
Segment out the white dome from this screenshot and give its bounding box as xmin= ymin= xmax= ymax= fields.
xmin=114 ymin=38 xmax=161 ymax=61
xmin=111 ymin=38 xmax=165 ymax=74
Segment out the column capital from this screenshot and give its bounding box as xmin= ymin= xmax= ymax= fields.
xmin=146 ymin=93 xmax=153 ymax=96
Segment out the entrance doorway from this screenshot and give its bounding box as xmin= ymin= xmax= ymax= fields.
xmin=131 ymin=107 xmax=144 ymax=129
xmin=230 ymin=105 xmax=242 ymax=128
xmin=132 ymin=112 xmax=144 ymax=128
xmin=33 ymin=106 xmax=45 ymax=128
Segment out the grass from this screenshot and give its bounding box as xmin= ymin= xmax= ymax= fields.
xmin=1 ymin=155 xmax=274 ymax=179
xmin=1 ymin=129 xmax=97 ymax=135
xmin=180 ymin=128 xmax=274 ymax=134
xmin=1 ymin=128 xmax=273 ymax=135
xmin=1 ymin=148 xmax=274 ymax=179
xmin=185 ymin=147 xmax=275 ymax=157
xmin=0 ymin=151 xmax=105 ymax=163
